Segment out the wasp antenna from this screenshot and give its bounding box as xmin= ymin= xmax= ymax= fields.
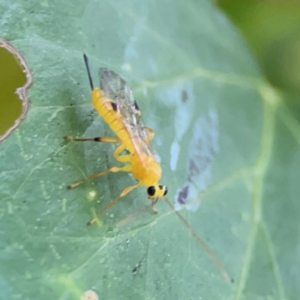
xmin=83 ymin=53 xmax=94 ymax=91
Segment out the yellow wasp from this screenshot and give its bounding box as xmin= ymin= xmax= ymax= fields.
xmin=65 ymin=54 xmax=168 ymax=225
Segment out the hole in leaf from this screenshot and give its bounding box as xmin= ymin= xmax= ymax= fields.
xmin=0 ymin=39 xmax=32 ymax=141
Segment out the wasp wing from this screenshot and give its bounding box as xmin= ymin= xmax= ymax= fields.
xmin=99 ymin=68 xmax=155 ymax=159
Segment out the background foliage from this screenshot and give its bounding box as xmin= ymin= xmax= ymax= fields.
xmin=0 ymin=0 xmax=299 ymax=299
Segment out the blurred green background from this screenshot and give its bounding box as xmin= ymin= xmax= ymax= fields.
xmin=1 ymin=0 xmax=300 ymax=298
xmin=217 ymin=0 xmax=300 ymax=96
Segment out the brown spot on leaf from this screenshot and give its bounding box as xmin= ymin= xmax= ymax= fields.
xmin=177 ymin=185 xmax=189 ymax=204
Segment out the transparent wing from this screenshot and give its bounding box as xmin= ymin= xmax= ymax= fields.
xmin=99 ymin=68 xmax=155 ymax=158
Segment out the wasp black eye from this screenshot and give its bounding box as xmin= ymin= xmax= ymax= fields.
xmin=147 ymin=186 xmax=156 ymax=196
xmin=163 ymin=186 xmax=168 ymax=196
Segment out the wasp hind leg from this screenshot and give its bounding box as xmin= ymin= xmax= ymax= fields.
xmin=65 ymin=136 xmax=120 ymax=143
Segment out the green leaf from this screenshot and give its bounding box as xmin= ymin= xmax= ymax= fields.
xmin=1 ymin=0 xmax=299 ymax=299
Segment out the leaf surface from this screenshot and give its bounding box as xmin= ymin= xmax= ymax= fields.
xmin=0 ymin=0 xmax=298 ymax=299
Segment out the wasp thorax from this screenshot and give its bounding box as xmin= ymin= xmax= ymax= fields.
xmin=131 ymin=154 xmax=162 ymax=186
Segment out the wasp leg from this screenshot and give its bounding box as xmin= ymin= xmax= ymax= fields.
xmin=113 ymin=143 xmax=132 ymax=163
xmin=144 ymin=127 xmax=154 ymax=143
xmin=151 ymin=198 xmax=159 ymax=214
xmin=67 ymin=142 xmax=130 ymax=189
xmin=67 ymin=164 xmax=132 ymax=189
xmin=88 ymin=181 xmax=141 ymax=226
xmin=64 ymin=135 xmax=120 ymax=143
